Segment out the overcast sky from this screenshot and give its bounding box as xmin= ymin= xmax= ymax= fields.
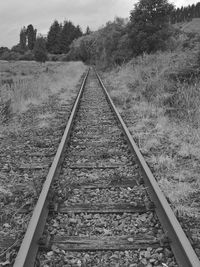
xmin=0 ymin=0 xmax=199 ymax=48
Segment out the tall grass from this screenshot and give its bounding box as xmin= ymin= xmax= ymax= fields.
xmin=0 ymin=61 xmax=86 ymax=115
xmin=104 ymin=50 xmax=200 ymax=125
xmin=103 ymin=50 xmax=200 ymax=217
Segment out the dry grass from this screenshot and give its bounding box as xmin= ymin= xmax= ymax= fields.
xmin=103 ymin=51 xmax=200 ymax=218
xmin=0 ymin=61 xmax=87 ymax=115
xmin=178 ymin=18 xmax=200 ymax=34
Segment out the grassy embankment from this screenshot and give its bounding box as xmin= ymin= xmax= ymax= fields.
xmin=103 ymin=50 xmax=200 ymax=218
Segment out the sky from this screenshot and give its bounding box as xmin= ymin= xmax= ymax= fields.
xmin=0 ymin=0 xmax=199 ymax=48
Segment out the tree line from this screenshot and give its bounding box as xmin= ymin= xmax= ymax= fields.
xmin=0 ymin=20 xmax=85 ymax=61
xmin=170 ymin=2 xmax=200 ymax=23
xmin=1 ymin=0 xmax=199 ymax=64
xmin=69 ymin=0 xmax=174 ymax=66
xmin=18 ymin=20 xmax=83 ymax=55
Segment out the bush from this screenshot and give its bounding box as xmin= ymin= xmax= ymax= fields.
xmin=19 ymin=51 xmax=34 ymax=61
xmin=33 ymin=37 xmax=47 ymax=63
xmin=0 ymin=51 xmax=21 ymax=61
xmin=69 ymin=18 xmax=132 ymax=67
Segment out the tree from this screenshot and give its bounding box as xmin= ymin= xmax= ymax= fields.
xmin=60 ymin=21 xmax=82 ymax=53
xmin=0 ymin=47 xmax=9 ymax=57
xmin=129 ymin=0 xmax=174 ymax=55
xmin=27 ymin=24 xmax=37 ymax=50
xmin=20 ymin=26 xmax=27 ymax=50
xmin=68 ymin=17 xmax=132 ymax=66
xmin=75 ymin=25 xmax=83 ymax=39
xmin=33 ymin=36 xmax=47 ymax=62
xmin=47 ymin=20 xmax=62 ymax=54
xmin=85 ymin=26 xmax=92 ymax=35
xmin=11 ymin=44 xmax=24 ymax=54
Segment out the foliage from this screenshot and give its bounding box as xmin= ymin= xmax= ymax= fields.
xmin=20 ymin=27 xmax=27 ymax=50
xmin=33 ymin=37 xmax=47 ymax=63
xmin=0 ymin=51 xmax=21 ymax=61
xmin=129 ymin=0 xmax=174 ymax=55
xmin=47 ymin=20 xmax=62 ymax=54
xmin=85 ymin=26 xmax=92 ymax=35
xmin=19 ymin=51 xmax=34 ymax=61
xmin=26 ymin=24 xmax=37 ymax=50
xmin=171 ymin=2 xmax=200 ymax=23
xmin=59 ymin=21 xmax=82 ymax=54
xmin=69 ymin=17 xmax=132 ymax=67
xmin=11 ymin=44 xmax=25 ymax=54
xmin=0 ymin=47 xmax=9 ymax=57
xmin=46 ymin=20 xmax=82 ymax=54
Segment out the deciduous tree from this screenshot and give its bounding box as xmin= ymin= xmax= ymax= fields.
xmin=129 ymin=0 xmax=174 ymax=55
xmin=20 ymin=26 xmax=27 ymax=50
xmin=33 ymin=36 xmax=47 ymax=63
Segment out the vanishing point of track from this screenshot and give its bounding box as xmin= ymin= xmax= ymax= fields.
xmin=14 ymin=68 xmax=200 ymax=266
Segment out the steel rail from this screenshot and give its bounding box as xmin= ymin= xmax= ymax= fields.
xmin=95 ymin=68 xmax=200 ymax=267
xmin=14 ymin=68 xmax=90 ymax=267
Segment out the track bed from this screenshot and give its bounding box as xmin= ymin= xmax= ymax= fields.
xmin=14 ymin=69 xmax=200 ymax=267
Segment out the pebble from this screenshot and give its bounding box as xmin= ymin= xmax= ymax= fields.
xmin=3 ymin=223 xmax=11 ymax=228
xmin=141 ymin=258 xmax=147 ymax=265
xmin=69 ymin=218 xmax=78 ymax=224
xmin=77 ymin=259 xmax=82 ymax=266
xmin=155 ymin=247 xmax=163 ymax=253
xmin=144 ymin=250 xmax=151 ymax=259
xmin=47 ymin=251 xmax=54 ymax=257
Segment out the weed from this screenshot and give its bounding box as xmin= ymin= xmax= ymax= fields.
xmin=103 ymin=51 xmax=200 ymax=218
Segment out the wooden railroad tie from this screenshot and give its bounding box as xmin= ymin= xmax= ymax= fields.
xmin=51 ymin=202 xmax=154 ymax=214
xmin=45 ymin=234 xmax=169 ymax=251
xmin=71 ymin=179 xmax=142 ymax=189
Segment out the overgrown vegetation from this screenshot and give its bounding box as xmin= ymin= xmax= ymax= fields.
xmin=102 ymin=49 xmax=200 ymax=217
xmin=33 ymin=36 xmax=48 ymax=63
xmin=68 ymin=0 xmax=175 ymax=66
xmin=69 ymin=18 xmax=132 ymax=67
xmin=0 ymin=61 xmax=86 ymax=119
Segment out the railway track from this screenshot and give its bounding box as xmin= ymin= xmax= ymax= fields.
xmin=13 ymin=68 xmax=200 ymax=267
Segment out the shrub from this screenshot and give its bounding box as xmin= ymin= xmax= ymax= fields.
xmin=19 ymin=51 xmax=34 ymax=61
xmin=33 ymin=37 xmax=47 ymax=63
xmin=0 ymin=51 xmax=21 ymax=61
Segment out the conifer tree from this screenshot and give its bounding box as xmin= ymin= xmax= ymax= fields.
xmin=85 ymin=26 xmax=92 ymax=35
xmin=60 ymin=21 xmax=82 ymax=53
xmin=47 ymin=20 xmax=62 ymax=54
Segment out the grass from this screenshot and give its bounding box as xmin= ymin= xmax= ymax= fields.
xmin=176 ymin=18 xmax=200 ymax=34
xmin=0 ymin=61 xmax=87 ymax=115
xmin=103 ymin=50 xmax=200 ymax=219
xmin=0 ymin=60 xmax=87 ymax=204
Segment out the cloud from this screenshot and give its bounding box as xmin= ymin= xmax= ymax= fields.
xmin=0 ymin=0 xmax=199 ymax=48
xmin=0 ymin=0 xmax=134 ymax=47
